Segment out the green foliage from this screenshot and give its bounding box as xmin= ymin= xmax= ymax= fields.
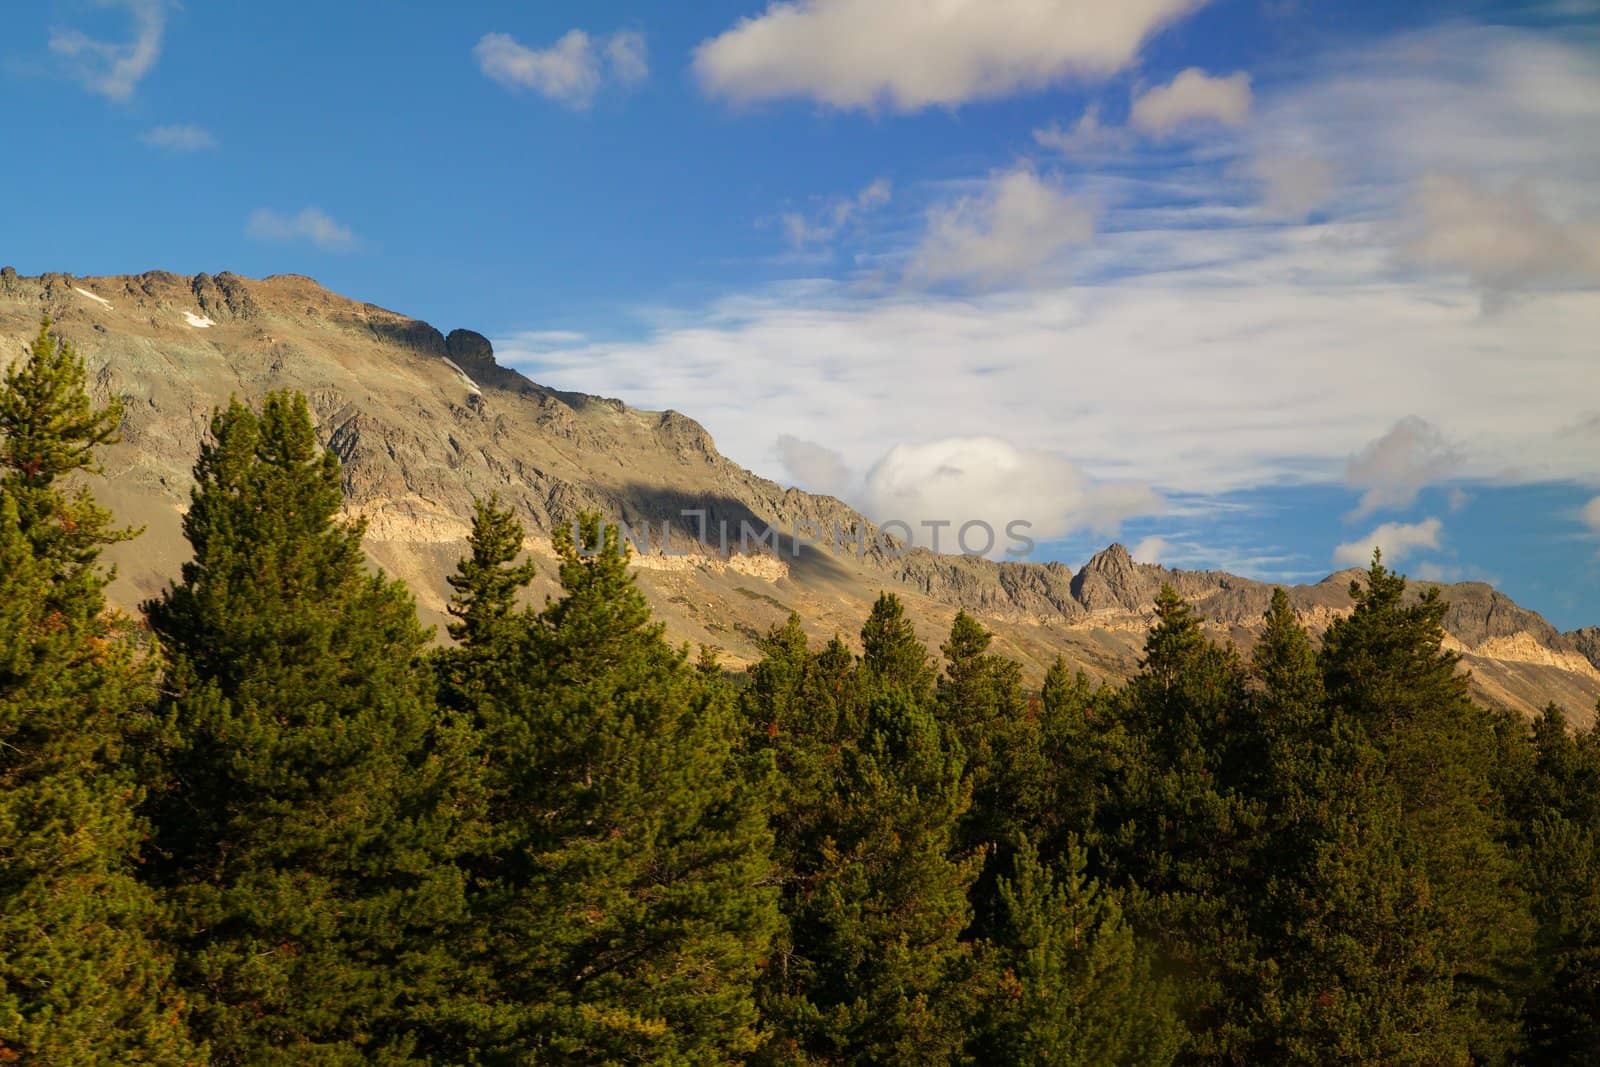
xmin=939 ymin=611 xmax=1034 ymax=848
xmin=0 ymin=318 xmax=135 ymax=575
xmin=748 ymin=598 xmax=982 ymax=1065
xmin=1320 ymin=554 xmax=1534 ymax=1060
xmin=859 ymin=591 xmax=935 ymax=698
xmin=444 ymin=493 xmax=537 ymax=647
xmin=761 ymin=690 xmax=979 ymax=1064
xmin=1504 ymin=706 xmax=1600 ymax=1064
xmin=446 ymin=507 xmax=780 ymax=1063
xmin=0 ymin=320 xmax=196 ymax=1065
xmin=973 ymin=837 xmax=1182 ymax=1066
xmin=1247 ymin=591 xmax=1460 ymax=1064
xmin=1098 ymin=586 xmax=1264 ymax=1060
xmin=2 ymin=365 xmax=1582 ymax=1061
xmin=145 ymin=392 xmax=478 ymax=1063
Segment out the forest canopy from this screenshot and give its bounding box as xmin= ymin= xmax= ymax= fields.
xmin=2 ymin=320 xmax=1597 ymax=1064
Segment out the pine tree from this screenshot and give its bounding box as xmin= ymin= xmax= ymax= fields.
xmin=444 ymin=493 xmax=537 ymax=648
xmin=144 ymin=392 xmax=478 ymax=1062
xmin=0 ymin=318 xmax=135 ymax=573
xmin=448 ymin=509 xmax=779 ymax=1063
xmin=1099 ymin=585 xmax=1262 ymax=1061
xmin=0 ymin=319 xmax=197 ymax=1064
xmin=973 ymin=837 xmax=1181 ymax=1066
xmin=1506 ymin=706 xmax=1600 ymax=1064
xmin=437 ymin=493 xmax=538 ymax=742
xmin=1259 ymin=755 xmax=1461 ymax=1065
xmin=1033 ymin=657 xmax=1115 ymax=859
xmin=938 ymin=611 xmax=1033 ymax=836
xmin=760 ymin=687 xmax=980 ymax=1064
xmin=743 ymin=614 xmax=852 ymax=880
xmin=859 ymin=592 xmax=935 ymax=698
xmin=937 ymin=611 xmax=1046 ymax=937
xmin=1247 ymin=590 xmax=1460 ymax=1064
xmin=1320 ymin=554 xmax=1533 ymax=1060
xmin=750 ymin=598 xmax=981 ymax=1064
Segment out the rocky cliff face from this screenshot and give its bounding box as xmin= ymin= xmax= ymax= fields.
xmin=3 ymin=268 xmax=1595 ymax=723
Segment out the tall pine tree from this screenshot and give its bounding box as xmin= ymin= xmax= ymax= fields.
xmin=1246 ymin=590 xmax=1459 ymax=1065
xmin=0 ymin=319 xmax=197 ymax=1064
xmin=751 ymin=595 xmax=981 ymax=1065
xmin=145 ymin=392 xmax=478 ymax=1063
xmin=1320 ymin=554 xmax=1533 ymax=1061
xmin=442 ymin=507 xmax=779 ymax=1063
xmin=1099 ymin=586 xmax=1263 ymax=1062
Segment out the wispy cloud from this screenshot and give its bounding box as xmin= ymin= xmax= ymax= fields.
xmin=139 ymin=123 xmax=217 ymax=152
xmin=1345 ymin=416 xmax=1461 ymax=519
xmin=694 ymin=0 xmax=1207 ymax=111
xmin=50 ymin=0 xmax=168 ymax=101
xmin=1034 ymin=105 xmax=1132 ymax=155
xmin=1252 ymin=155 xmax=1336 ymax=219
xmin=1130 ymin=68 xmax=1252 ymax=134
xmin=474 ymin=27 xmax=648 ymax=109
xmin=906 ymin=166 xmax=1094 ymax=288
xmin=246 ymin=208 xmax=360 ymax=252
xmin=776 ymin=434 xmax=852 ymax=497
xmin=781 ymin=178 xmax=892 ymax=250
xmin=495 ymin=22 xmax=1600 ymax=567
xmin=1404 ymin=172 xmax=1600 ymax=308
xmin=1334 ymin=517 xmax=1444 ymax=567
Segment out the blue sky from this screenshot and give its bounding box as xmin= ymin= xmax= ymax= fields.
xmin=3 ymin=0 xmax=1599 ymax=628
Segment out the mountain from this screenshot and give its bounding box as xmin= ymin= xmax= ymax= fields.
xmin=3 ymin=267 xmax=1596 ymax=724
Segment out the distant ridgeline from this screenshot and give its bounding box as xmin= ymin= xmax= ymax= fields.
xmin=3 ymin=318 xmax=1598 ymax=1063
xmin=1 ymin=268 xmax=1596 ymax=723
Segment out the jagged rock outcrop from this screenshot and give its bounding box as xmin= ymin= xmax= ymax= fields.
xmin=2 ymin=268 xmax=1594 ymax=723
xmin=1571 ymin=627 xmax=1600 ymax=673
xmin=190 ymin=272 xmax=261 ymax=322
xmin=1071 ymin=544 xmax=1155 ymax=612
xmin=445 ymin=328 xmax=495 ymax=370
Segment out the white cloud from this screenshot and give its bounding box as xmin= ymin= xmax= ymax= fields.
xmin=604 ymin=30 xmax=649 ymax=86
xmin=246 ymin=208 xmax=359 ymax=252
xmin=1254 ymin=155 xmax=1335 ymax=219
xmin=1205 ymin=21 xmax=1600 ymax=328
xmin=1345 ymin=416 xmax=1460 ymax=519
xmin=499 ymin=264 xmax=1600 ymax=501
xmin=782 ymin=178 xmax=892 ymax=249
xmin=1405 ymin=172 xmax=1600 ymax=306
xmin=1582 ymin=496 xmax=1600 ymax=534
xmin=50 ymin=0 xmax=167 ymax=101
xmin=1131 ymin=536 xmax=1171 ymax=564
xmin=497 ymin=25 xmax=1600 ymax=515
xmin=858 ymin=436 xmax=1162 ymax=557
xmin=1130 ymin=68 xmax=1252 ymax=134
xmin=907 ymin=167 xmax=1094 ymax=287
xmin=694 ymin=0 xmax=1206 ymax=111
xmin=474 ymin=28 xmax=648 ymax=108
xmin=1333 ymin=517 xmax=1443 ymax=567
xmin=1033 ymin=105 xmax=1132 ymax=154
xmin=139 ymin=124 xmax=216 ymax=152
xmin=776 ymin=434 xmax=852 ymax=496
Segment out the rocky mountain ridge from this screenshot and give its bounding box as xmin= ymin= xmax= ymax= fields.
xmin=2 ymin=267 xmax=1595 ymax=723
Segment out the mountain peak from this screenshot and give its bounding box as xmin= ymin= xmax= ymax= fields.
xmin=1072 ymin=543 xmax=1158 ymax=613
xmin=1082 ymin=542 xmax=1137 ymax=573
